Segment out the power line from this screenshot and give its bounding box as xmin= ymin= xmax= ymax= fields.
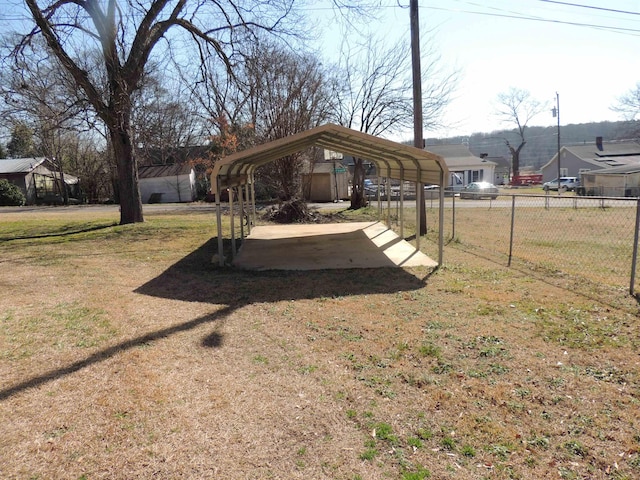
xmin=422 ymin=4 xmax=640 ymax=36
xmin=537 ymin=0 xmax=640 ymax=17
xmin=3 ymin=1 xmax=640 ymax=37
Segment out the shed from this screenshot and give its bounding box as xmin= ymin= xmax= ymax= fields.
xmin=0 ymin=157 xmax=79 ymax=205
xmin=580 ymin=163 xmax=640 ymax=197
xmin=210 ymin=123 xmax=448 ymax=267
xmin=138 ymin=164 xmax=197 ymax=203
xmin=302 ymin=161 xmax=349 ymax=202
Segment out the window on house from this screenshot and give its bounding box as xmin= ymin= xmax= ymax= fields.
xmin=471 ymin=170 xmax=482 ymax=182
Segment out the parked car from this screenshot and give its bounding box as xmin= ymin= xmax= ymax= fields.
xmin=542 ymin=176 xmax=579 ymax=191
xmin=424 ymin=184 xmax=440 ymax=199
xmin=460 ymin=182 xmax=499 ymax=200
xmin=364 ymin=178 xmax=383 ymax=195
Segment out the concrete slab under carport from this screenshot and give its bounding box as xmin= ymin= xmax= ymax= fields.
xmin=232 ymin=222 xmax=437 ymax=270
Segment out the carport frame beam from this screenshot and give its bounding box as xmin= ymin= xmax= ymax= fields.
xmin=216 ymin=176 xmax=224 ymax=267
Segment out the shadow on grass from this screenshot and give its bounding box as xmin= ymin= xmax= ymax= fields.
xmin=0 ymin=236 xmax=430 ymax=401
xmin=0 ymin=221 xmax=118 ymax=242
xmin=134 ymin=238 xmax=428 ymax=305
xmin=0 ymin=307 xmax=234 ymax=402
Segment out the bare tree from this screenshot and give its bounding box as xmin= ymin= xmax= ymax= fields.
xmin=131 ymin=70 xmax=203 ymax=165
xmin=1 ymin=41 xmax=91 ymax=204
xmin=14 ymin=0 xmax=300 ymax=224
xmin=336 ymin=34 xmax=457 ymax=209
xmin=612 ymin=82 xmax=640 ymax=121
xmin=243 ymin=43 xmax=334 ymax=200
xmin=495 ymin=87 xmax=546 ymax=181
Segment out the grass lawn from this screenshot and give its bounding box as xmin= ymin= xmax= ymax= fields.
xmin=1 ymin=205 xmax=639 ymax=480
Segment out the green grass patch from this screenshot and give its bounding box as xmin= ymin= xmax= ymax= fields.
xmin=0 ymin=302 xmax=115 ymax=359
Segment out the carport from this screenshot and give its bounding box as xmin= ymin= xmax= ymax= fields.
xmin=210 ymin=123 xmax=448 ymax=268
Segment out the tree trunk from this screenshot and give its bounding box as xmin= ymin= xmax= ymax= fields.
xmin=110 ymin=125 xmax=143 ymax=224
xmin=507 ymin=141 xmax=525 ymax=183
xmin=512 ymin=150 xmax=520 ymax=180
xmin=54 ymin=156 xmax=69 ymax=206
xmin=350 ymin=158 xmax=367 ymax=209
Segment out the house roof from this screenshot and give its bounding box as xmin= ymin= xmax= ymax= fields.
xmin=424 ymin=144 xmax=497 ymax=168
xmin=210 ymin=123 xmax=448 ymax=193
xmin=566 ymin=141 xmax=640 ymax=158
xmin=138 ymin=145 xmax=211 ymax=166
xmin=582 ymin=162 xmax=640 ymax=176
xmin=138 ymin=164 xmax=193 ymax=179
xmin=543 ymin=141 xmax=640 ymax=169
xmin=0 ymin=157 xmax=47 ymax=174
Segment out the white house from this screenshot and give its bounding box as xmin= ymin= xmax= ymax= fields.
xmin=138 ymin=164 xmax=197 ymax=203
xmin=424 ymin=144 xmax=497 ymax=190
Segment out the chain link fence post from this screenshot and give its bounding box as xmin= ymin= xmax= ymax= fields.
xmin=630 ymin=198 xmax=640 ymax=296
xmin=508 ymin=195 xmax=516 ymax=267
xmin=451 ymin=192 xmax=456 ymax=241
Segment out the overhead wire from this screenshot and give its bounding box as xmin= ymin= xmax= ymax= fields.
xmin=537 ymin=0 xmax=640 ymax=17
xmin=2 ymin=0 xmax=640 ymax=36
xmin=421 ymin=3 xmax=640 ymax=36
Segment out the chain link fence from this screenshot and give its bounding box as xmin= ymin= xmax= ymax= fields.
xmin=418 ymin=193 xmax=640 ymax=296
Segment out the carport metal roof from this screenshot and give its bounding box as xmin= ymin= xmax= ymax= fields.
xmin=210 ymin=123 xmax=448 ymax=268
xmin=210 ymin=123 xmax=448 ymax=193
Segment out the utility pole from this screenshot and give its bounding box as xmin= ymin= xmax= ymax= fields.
xmin=410 ymin=0 xmax=427 ymax=235
xmin=553 ymin=92 xmax=561 ymax=194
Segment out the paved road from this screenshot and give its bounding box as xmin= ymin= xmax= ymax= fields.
xmin=1 ymin=194 xmax=636 ymax=217
xmin=356 ymin=194 xmax=639 ymax=209
xmin=0 ymin=203 xmax=218 ymax=215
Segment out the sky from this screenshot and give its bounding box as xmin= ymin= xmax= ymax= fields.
xmin=1 ymin=0 xmax=639 ymax=142
xmin=318 ymin=0 xmax=640 ymax=139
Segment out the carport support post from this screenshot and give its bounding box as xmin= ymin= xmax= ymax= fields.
xmin=415 ymin=181 xmax=420 ymax=250
xmin=230 ymin=186 xmax=236 ymax=258
xmin=630 ymin=198 xmax=640 ymax=295
xmin=239 ymin=182 xmax=245 ymax=241
xmin=376 ymin=176 xmax=382 ymax=220
xmin=215 ymin=176 xmax=224 ymax=267
xmin=386 ymin=177 xmax=391 ymax=225
xmin=245 ymin=182 xmax=251 ymax=235
xmin=250 ymin=173 xmax=257 ymax=228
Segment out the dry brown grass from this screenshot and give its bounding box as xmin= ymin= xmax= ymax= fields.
xmin=444 ymin=203 xmax=636 ymax=286
xmin=1 ymin=205 xmax=639 ymax=480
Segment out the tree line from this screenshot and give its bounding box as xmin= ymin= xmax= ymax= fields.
xmin=0 ymin=0 xmax=457 ymax=220
xmin=428 ymin=85 xmax=640 ymax=178
xmin=428 ymin=119 xmax=640 ymax=172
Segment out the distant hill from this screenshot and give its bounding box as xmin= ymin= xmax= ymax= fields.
xmin=426 ymin=120 xmax=640 ymax=171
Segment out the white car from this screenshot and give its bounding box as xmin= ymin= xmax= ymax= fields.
xmin=542 ymin=177 xmax=579 ymax=192
xmin=460 ymin=182 xmax=499 ymax=200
